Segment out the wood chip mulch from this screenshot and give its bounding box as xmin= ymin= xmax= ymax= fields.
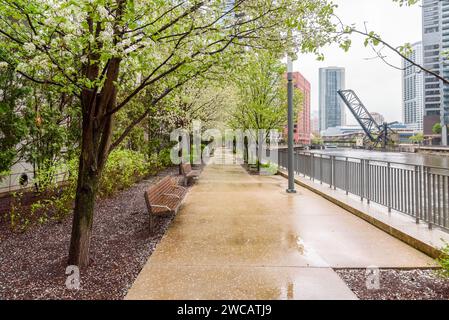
xmin=335 ymin=268 xmax=449 ymax=300
xmin=0 ymin=167 xmax=188 ymax=300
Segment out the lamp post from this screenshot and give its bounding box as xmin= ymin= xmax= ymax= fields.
xmin=286 ymin=56 xmax=296 ymax=193
xmin=441 ymin=117 xmax=448 ymax=146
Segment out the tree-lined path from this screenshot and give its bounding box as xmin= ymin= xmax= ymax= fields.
xmin=126 ymin=148 xmax=435 ymax=300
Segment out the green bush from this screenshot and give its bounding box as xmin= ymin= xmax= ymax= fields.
xmin=98 ymin=148 xmax=176 ymax=197
xmin=33 ymin=157 xmax=78 ymax=222
xmin=260 ymin=162 xmax=279 ymax=175
xmin=437 ymin=241 xmax=449 ymax=278
xmin=158 ymin=148 xmax=173 ymax=167
xmin=5 ymin=158 xmax=77 ymax=232
xmin=5 ymin=148 xmax=174 ymax=231
xmin=8 ymin=192 xmax=29 ymax=232
xmin=99 ymin=149 xmax=149 ymax=197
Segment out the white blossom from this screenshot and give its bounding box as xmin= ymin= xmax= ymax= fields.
xmin=98 ymin=6 xmax=109 ymax=19
xmin=0 ymin=61 xmax=8 ymax=69
xmin=16 ymin=62 xmax=27 ymax=72
xmin=64 ymin=34 xmax=75 ymax=44
xmin=80 ymin=55 xmax=88 ymax=64
xmin=24 ymin=42 xmax=36 ymax=53
xmin=99 ymin=30 xmax=113 ymax=43
xmin=120 ymin=39 xmax=131 ymax=48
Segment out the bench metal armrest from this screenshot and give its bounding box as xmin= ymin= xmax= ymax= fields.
xmin=150 ymin=204 xmax=171 ymax=211
xmin=162 ymin=193 xmax=181 ymax=199
xmin=174 ymin=185 xmax=187 ymax=192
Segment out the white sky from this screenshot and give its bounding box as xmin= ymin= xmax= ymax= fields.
xmin=294 ymin=0 xmax=422 ymax=124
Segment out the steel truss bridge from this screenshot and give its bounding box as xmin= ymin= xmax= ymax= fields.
xmin=337 ymin=89 xmax=397 ymax=148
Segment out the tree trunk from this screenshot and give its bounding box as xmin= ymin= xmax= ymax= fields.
xmin=67 ymin=106 xmax=114 ymax=267
xmin=66 ymin=12 xmax=122 ymax=267
xmin=179 ymin=135 xmax=183 ymax=175
xmin=67 ymin=62 xmax=118 ymax=267
xmin=67 ymin=158 xmax=99 ymax=267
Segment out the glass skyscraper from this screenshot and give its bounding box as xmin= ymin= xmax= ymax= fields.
xmin=422 ymin=0 xmax=449 ymax=143
xmin=319 ymin=67 xmax=346 ymax=132
xmin=402 ymin=41 xmax=424 ymax=131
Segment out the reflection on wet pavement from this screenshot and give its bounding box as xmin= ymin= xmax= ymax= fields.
xmin=126 ymin=148 xmax=435 ymax=300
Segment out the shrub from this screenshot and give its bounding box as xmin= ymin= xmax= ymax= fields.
xmin=8 ymin=192 xmax=30 ymax=232
xmin=158 ymin=148 xmax=173 ymax=167
xmin=437 ymin=241 xmax=449 ymax=278
xmin=260 ymin=162 xmax=279 ymax=175
xmin=4 ymin=148 xmax=173 ymax=231
xmin=5 ymin=158 xmax=77 ymax=231
xmin=98 ymin=149 xmax=149 ymax=197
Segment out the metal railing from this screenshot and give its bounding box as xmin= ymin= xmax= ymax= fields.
xmin=278 ymin=150 xmax=449 ymax=232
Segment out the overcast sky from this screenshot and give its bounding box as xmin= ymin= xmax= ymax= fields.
xmin=294 ymin=0 xmax=422 ymax=125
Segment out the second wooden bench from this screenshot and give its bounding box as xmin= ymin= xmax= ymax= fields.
xmin=181 ymin=163 xmax=201 ymax=186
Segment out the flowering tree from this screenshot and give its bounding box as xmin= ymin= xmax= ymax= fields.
xmin=0 ymin=65 xmax=29 ymax=173
xmin=229 ymin=51 xmax=301 ymax=169
xmin=0 ymin=0 xmax=342 ymax=267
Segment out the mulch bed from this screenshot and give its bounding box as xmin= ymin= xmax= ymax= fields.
xmin=0 ymin=167 xmax=188 ymax=300
xmin=335 ymin=268 xmax=449 ymax=300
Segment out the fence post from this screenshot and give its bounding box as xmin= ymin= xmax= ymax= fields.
xmin=426 ymin=166 xmax=433 ymax=230
xmin=304 ymin=154 xmax=307 ymax=178
xmin=414 ymin=165 xmax=420 ymax=224
xmin=423 ymin=165 xmax=428 ymax=225
xmin=295 ymin=151 xmax=298 ymax=174
xmin=320 ymin=155 xmax=323 ymax=185
xmin=311 ymin=153 xmax=314 ymax=181
xmin=345 ymin=157 xmax=349 ymax=195
xmin=329 ymin=156 xmax=333 ymax=188
xmin=332 ymin=156 xmax=336 ymax=189
xmin=366 ymin=160 xmax=370 ymax=204
xmin=360 ymin=159 xmax=364 ymax=202
xmin=387 ymin=162 xmax=391 ymax=213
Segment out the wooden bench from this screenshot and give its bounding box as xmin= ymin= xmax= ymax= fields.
xmin=181 ymin=163 xmax=201 ymax=186
xmin=144 ymin=176 xmax=187 ymax=234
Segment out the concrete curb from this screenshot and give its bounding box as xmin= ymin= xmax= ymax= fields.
xmin=278 ymin=171 xmax=442 ymax=260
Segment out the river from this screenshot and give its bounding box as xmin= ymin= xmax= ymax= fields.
xmin=308 ymin=148 xmax=449 ymax=169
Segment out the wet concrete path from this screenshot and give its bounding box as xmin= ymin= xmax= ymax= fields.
xmin=126 ymin=149 xmax=435 ymax=300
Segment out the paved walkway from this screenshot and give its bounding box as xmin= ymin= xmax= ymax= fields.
xmin=294 ymin=174 xmax=449 ymax=257
xmin=126 ymin=149 xmax=436 ymax=300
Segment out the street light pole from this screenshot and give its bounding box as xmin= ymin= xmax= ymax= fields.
xmin=286 ymin=56 xmax=296 ymax=193
xmin=442 ymin=124 xmax=448 ymax=146
xmin=440 ymin=78 xmax=448 ymax=146
xmin=441 ymin=115 xmax=448 ymax=146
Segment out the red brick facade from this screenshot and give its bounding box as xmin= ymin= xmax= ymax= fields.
xmin=291 ymin=72 xmax=311 ymax=145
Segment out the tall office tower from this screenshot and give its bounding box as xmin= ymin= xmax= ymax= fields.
xmin=319 ymin=67 xmax=346 ymax=132
xmin=422 ymin=0 xmax=449 ymax=143
xmin=402 ymin=41 xmax=424 ymax=131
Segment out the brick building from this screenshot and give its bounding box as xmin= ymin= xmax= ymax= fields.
xmin=287 ymin=71 xmax=311 ymax=145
